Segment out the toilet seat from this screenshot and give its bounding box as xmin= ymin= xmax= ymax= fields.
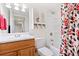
xmin=38 ymin=47 xmax=53 ymax=56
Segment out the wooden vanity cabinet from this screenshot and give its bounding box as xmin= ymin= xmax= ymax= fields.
xmin=0 ymin=38 xmax=36 ymax=56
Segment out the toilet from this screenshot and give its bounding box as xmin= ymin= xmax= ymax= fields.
xmin=35 ymin=38 xmax=54 ymax=56
xmin=38 ymin=47 xmax=53 ymax=56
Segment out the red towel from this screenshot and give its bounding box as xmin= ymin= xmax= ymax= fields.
xmin=0 ymin=15 xmax=7 ymax=30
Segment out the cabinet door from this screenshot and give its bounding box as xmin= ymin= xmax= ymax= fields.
xmin=1 ymin=52 xmax=17 ymax=56
xmin=18 ymin=48 xmax=31 ymax=56
xmin=30 ymin=47 xmax=35 ymax=56
xmin=18 ymin=47 xmax=35 ymax=56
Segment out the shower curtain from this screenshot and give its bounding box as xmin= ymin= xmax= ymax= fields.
xmin=60 ymin=3 xmax=79 ymax=56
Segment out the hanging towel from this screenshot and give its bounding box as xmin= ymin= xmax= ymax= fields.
xmin=0 ymin=15 xmax=7 ymax=30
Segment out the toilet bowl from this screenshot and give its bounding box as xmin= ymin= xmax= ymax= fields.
xmin=49 ymin=45 xmax=60 ymax=56
xmin=35 ymin=38 xmax=59 ymax=56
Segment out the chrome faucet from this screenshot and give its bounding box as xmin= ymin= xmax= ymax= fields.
xmin=15 ymin=34 xmax=21 ymax=38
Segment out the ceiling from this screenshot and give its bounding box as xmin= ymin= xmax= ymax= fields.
xmin=4 ymin=3 xmax=61 ymax=12
xmin=28 ymin=3 xmax=61 ymax=11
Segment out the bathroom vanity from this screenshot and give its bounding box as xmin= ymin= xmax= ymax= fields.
xmin=0 ymin=38 xmax=36 ymax=56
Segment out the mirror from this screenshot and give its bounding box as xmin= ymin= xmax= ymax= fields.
xmin=0 ymin=3 xmax=29 ymax=33
xmin=14 ymin=15 xmax=25 ymax=33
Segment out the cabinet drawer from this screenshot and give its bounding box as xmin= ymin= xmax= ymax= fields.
xmin=18 ymin=47 xmax=35 ymax=56
xmin=18 ymin=48 xmax=31 ymax=56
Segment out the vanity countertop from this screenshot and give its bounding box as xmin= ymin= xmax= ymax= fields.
xmin=0 ymin=33 xmax=35 ymax=43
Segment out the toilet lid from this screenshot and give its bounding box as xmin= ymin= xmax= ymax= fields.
xmin=38 ymin=47 xmax=53 ymax=56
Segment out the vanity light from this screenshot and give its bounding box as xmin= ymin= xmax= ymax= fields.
xmin=22 ymin=8 xmax=25 ymax=12
xmin=5 ymin=4 xmax=11 ymax=8
xmin=15 ymin=6 xmax=19 ymax=10
xmin=14 ymin=3 xmax=19 ymax=10
xmin=21 ymin=4 xmax=27 ymax=12
xmin=22 ymin=4 xmax=26 ymax=9
xmin=14 ymin=3 xmax=19 ymax=7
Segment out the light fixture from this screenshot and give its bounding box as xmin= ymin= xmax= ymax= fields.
xmin=22 ymin=8 xmax=25 ymax=12
xmin=14 ymin=3 xmax=19 ymax=7
xmin=21 ymin=4 xmax=27 ymax=12
xmin=22 ymin=4 xmax=26 ymax=9
xmin=14 ymin=3 xmax=19 ymax=10
xmin=14 ymin=6 xmax=19 ymax=10
xmin=5 ymin=3 xmax=11 ymax=8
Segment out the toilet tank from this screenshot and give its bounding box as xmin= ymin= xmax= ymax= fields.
xmin=35 ymin=38 xmax=46 ymax=49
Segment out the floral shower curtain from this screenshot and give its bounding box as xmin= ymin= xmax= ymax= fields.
xmin=60 ymin=3 xmax=79 ymax=56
